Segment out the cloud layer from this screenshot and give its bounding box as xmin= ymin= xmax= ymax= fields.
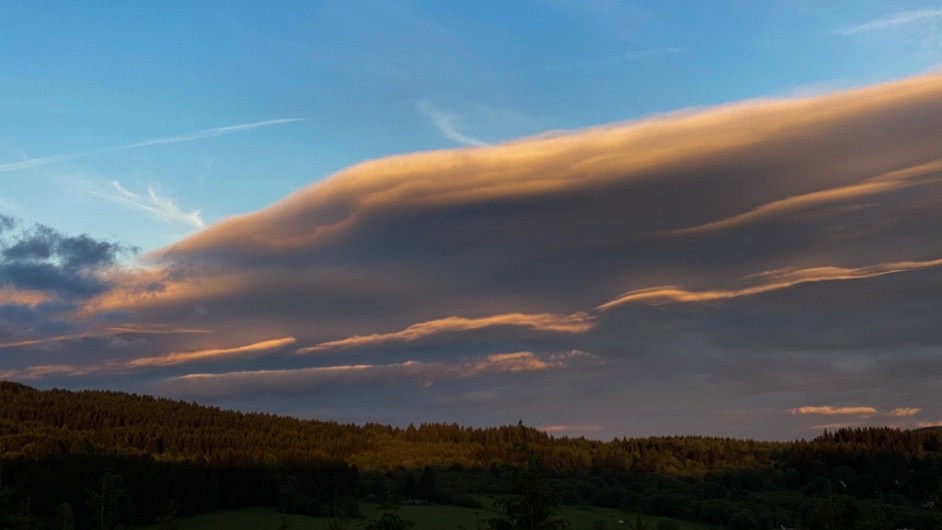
xmin=3 ymin=74 xmax=942 ymax=440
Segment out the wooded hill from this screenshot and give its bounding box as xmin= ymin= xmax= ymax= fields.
xmin=2 ymin=381 xmax=941 ymax=529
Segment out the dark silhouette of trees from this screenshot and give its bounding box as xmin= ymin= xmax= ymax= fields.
xmin=3 ymin=382 xmax=942 ymax=528
xmin=85 ymin=468 xmax=133 ymax=530
xmin=155 ymin=500 xmax=181 ymax=530
xmin=363 ymin=494 xmax=415 ymax=530
xmin=418 ymin=466 xmax=435 ymax=502
xmin=403 ymin=473 xmax=417 ymax=499
xmin=488 ymin=422 xmax=568 ymax=530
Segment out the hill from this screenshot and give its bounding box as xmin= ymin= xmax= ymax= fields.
xmin=2 ymin=381 xmax=941 ymax=529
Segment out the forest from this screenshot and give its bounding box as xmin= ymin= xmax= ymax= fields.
xmin=2 ymin=381 xmax=941 ymax=529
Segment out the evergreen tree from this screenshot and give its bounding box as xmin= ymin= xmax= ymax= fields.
xmin=54 ymin=503 xmax=75 ymax=530
xmin=404 ymin=473 xmax=417 ymax=500
xmin=86 ymin=469 xmax=134 ymax=530
xmin=418 ymin=467 xmax=435 ymax=502
xmin=487 ymin=422 xmax=569 ymax=530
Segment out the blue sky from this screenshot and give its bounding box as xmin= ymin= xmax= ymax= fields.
xmin=4 ymin=1 xmax=940 ymax=250
xmin=2 ymin=2 xmax=942 ymax=440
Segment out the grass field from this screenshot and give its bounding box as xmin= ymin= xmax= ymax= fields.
xmin=138 ymin=501 xmax=714 ymax=530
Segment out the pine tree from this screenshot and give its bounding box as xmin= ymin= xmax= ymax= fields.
xmin=418 ymin=467 xmax=435 ymax=502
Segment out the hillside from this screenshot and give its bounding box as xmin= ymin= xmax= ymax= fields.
xmin=2 ymin=381 xmax=942 ymax=529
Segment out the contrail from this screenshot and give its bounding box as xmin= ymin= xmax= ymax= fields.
xmin=0 ymin=118 xmax=307 ymax=173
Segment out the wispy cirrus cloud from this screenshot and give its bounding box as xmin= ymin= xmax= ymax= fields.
xmin=836 ymin=8 xmax=942 ymax=35
xmin=115 ymin=119 xmax=306 ymax=150
xmin=297 ymin=312 xmax=594 ymax=353
xmin=416 ymin=100 xmax=489 ymax=147
xmin=0 ymin=119 xmax=306 ymax=174
xmin=106 ymin=182 xmax=205 ymax=230
xmin=888 ymin=407 xmax=922 ymax=417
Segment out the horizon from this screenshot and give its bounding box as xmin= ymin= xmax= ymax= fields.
xmin=2 ymin=2 xmax=942 ymax=442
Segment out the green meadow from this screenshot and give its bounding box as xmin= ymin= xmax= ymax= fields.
xmin=137 ymin=502 xmax=711 ymax=530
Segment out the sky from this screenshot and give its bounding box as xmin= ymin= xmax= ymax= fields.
xmin=1 ymin=1 xmax=942 ymax=441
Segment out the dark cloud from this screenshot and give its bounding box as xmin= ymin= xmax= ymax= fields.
xmin=3 ymin=75 xmax=942 ymax=439
xmin=0 ymin=219 xmax=132 ymax=298
xmin=0 ymin=217 xmax=137 ymax=345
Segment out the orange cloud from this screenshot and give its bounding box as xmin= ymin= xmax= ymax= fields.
xmin=0 ymin=364 xmax=94 ymax=380
xmin=599 ymin=257 xmax=942 ymax=310
xmin=0 ymin=288 xmax=50 ymax=307
xmin=296 ymin=312 xmax=593 ymax=353
xmin=468 ymin=351 xmax=561 ymax=375
xmin=150 ymin=74 xmax=942 ymax=260
xmin=0 ymin=326 xmax=209 ymax=351
xmin=540 ymin=424 xmax=604 ymax=433
xmin=152 ymin=349 xmax=591 ymax=397
xmin=789 ymin=406 xmax=878 ymax=416
xmin=127 ymin=337 xmax=297 ymax=367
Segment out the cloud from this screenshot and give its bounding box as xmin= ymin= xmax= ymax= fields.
xmin=0 ymin=119 xmax=306 ymax=174
xmin=467 ymin=351 xmax=562 ymax=375
xmin=416 ymin=101 xmax=489 ymax=146
xmin=836 ymin=8 xmax=942 ymax=35
xmin=115 ymin=119 xmax=306 ymax=150
xmin=153 ymin=350 xmax=573 ymax=397
xmin=597 ymin=257 xmax=942 ymax=310
xmin=0 ymin=153 xmax=84 ymax=173
xmin=811 ymin=422 xmax=862 ymax=431
xmin=0 ymin=219 xmax=131 ymax=314
xmin=6 ymin=74 xmax=942 ymax=440
xmin=659 ymin=159 xmax=942 ymax=237
xmin=788 ymin=406 xmax=878 ymax=416
xmin=887 ymin=407 xmax=921 ymax=417
xmin=0 ymin=364 xmax=91 ymax=380
xmin=106 ymin=182 xmax=205 ymax=230
xmin=297 ymin=312 xmax=593 ymax=353
xmin=540 ymin=424 xmax=604 ymax=433
xmin=128 ymin=337 xmax=296 ymax=367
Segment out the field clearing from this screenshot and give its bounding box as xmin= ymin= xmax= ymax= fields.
xmin=137 ymin=502 xmax=713 ymax=530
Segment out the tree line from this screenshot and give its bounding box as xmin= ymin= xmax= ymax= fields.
xmin=2 ymin=381 xmax=942 ymax=529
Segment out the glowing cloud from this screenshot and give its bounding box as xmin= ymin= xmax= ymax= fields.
xmin=128 ymin=337 xmax=297 ymax=367
xmin=788 ymin=406 xmax=878 ymax=416
xmin=598 ymin=258 xmax=942 ymax=310
xmin=540 ymin=424 xmax=604 ymax=433
xmin=297 ymin=312 xmax=594 ymax=353
xmin=153 ymin=350 xmax=577 ymax=397
xmin=468 ymin=351 xmax=561 ymax=375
